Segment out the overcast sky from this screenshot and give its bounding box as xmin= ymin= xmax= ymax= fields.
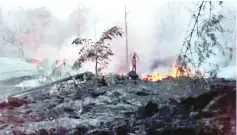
xmin=0 ymin=0 xmax=235 ymax=39
xmin=0 ymin=0 xmax=235 ymax=20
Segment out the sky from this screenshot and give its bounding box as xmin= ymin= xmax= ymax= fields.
xmin=0 ymin=0 xmax=78 ymax=19
xmin=0 ymin=0 xmax=236 ymax=78
xmin=0 ymin=0 xmax=137 ymax=20
xmin=0 ymin=0 xmax=162 ymax=38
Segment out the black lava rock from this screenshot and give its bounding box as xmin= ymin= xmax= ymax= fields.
xmin=136 ymin=91 xmax=150 ymax=96
xmin=114 ymin=124 xmax=129 ymax=135
xmin=145 ymin=100 xmax=159 ymax=117
xmin=97 ymin=76 xmax=108 ymax=86
xmin=158 ymin=128 xmax=196 ymax=135
xmin=159 ymin=106 xmax=172 ymax=117
xmin=90 ymin=90 xmax=107 ymax=98
xmin=86 ymin=129 xmax=110 ymax=135
xmin=136 ymin=100 xmax=159 ymax=119
xmin=73 ymin=126 xmax=89 ymax=135
xmin=1 ymin=76 xmax=235 ymax=135
xmin=37 ymin=129 xmax=48 ymax=135
xmin=127 ymin=71 xmax=139 ymax=80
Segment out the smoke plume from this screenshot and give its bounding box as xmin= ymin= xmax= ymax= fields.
xmin=150 ymin=57 xmax=176 ymax=72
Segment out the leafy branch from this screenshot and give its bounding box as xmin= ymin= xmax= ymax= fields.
xmin=73 ymin=26 xmax=123 ymax=74
xmin=176 ymin=1 xmax=233 ymax=77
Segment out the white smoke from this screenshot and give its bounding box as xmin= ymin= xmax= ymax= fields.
xmin=0 ymin=1 xmax=235 ymax=79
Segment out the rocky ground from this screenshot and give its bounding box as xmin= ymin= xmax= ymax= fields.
xmin=0 ymin=75 xmax=235 ymax=135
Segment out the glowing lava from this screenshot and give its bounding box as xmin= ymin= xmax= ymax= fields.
xmin=141 ymin=64 xmax=192 ymax=82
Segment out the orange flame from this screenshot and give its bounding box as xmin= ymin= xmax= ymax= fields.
xmin=141 ymin=64 xmax=192 ymax=82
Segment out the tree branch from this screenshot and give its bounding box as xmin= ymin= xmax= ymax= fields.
xmin=183 ymin=1 xmax=205 ymax=55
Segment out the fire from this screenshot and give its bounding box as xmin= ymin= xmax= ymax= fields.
xmin=141 ymin=74 xmax=168 ymax=82
xmin=28 ymin=58 xmax=191 ymax=82
xmin=141 ymin=64 xmax=192 ymax=82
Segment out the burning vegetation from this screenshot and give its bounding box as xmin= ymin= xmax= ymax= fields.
xmin=0 ymin=1 xmax=235 ymax=135
xmin=141 ymin=64 xmax=192 ymax=82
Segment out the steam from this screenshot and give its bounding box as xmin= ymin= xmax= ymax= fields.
xmin=0 ymin=1 xmax=235 ymax=78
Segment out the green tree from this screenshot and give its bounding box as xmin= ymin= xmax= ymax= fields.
xmin=176 ymin=1 xmax=235 ymax=77
xmin=74 ymin=26 xmax=123 ymax=75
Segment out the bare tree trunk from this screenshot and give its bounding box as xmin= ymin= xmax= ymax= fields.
xmin=125 ymin=6 xmax=129 ymax=72
xmin=94 ymin=56 xmax=98 ymax=85
xmin=95 ymin=57 xmax=98 ymax=75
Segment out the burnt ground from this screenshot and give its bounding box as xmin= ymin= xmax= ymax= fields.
xmin=0 ymin=76 xmax=235 ymax=135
